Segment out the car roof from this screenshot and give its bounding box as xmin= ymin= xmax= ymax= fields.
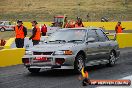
xmin=61 ymin=27 xmax=101 ymax=30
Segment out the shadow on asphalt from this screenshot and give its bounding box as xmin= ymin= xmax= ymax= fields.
xmin=27 ymin=69 xmax=77 ymax=77
xmin=26 ymin=64 xmax=116 ymax=77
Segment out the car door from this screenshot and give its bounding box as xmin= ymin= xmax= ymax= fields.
xmin=95 ymin=29 xmax=110 ymax=60
xmin=85 ymin=29 xmax=100 ymax=64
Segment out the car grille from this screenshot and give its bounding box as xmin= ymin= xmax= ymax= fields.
xmin=33 ymin=52 xmax=53 ymax=55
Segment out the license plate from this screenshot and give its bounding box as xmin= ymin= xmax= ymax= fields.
xmin=34 ymin=57 xmax=51 ymax=62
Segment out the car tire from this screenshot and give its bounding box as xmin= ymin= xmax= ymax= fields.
xmin=0 ymin=27 xmax=5 ymax=32
xmin=74 ymin=54 xmax=85 ymax=73
xmin=107 ymin=51 xmax=116 ymax=67
xmin=28 ymin=68 xmax=40 ymax=73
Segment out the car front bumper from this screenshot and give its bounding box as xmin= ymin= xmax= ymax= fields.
xmin=22 ymin=55 xmax=76 ymax=69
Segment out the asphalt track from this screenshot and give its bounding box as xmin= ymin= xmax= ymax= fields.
xmin=0 ymin=48 xmax=132 ymax=88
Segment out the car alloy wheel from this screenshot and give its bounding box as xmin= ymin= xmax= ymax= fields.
xmin=78 ymin=56 xmax=84 ymax=71
xmin=0 ymin=28 xmax=5 ymax=32
xmin=74 ymin=54 xmax=85 ymax=73
xmin=107 ymin=52 xmax=116 ymax=66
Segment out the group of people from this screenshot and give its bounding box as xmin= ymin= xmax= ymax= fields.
xmin=64 ymin=17 xmax=84 ymax=28
xmin=15 ymin=20 xmax=47 ymax=48
xmin=14 ymin=17 xmax=84 ymax=48
xmin=14 ymin=19 xmax=124 ymax=48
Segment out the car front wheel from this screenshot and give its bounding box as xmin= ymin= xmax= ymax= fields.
xmin=107 ymin=51 xmax=116 ymax=67
xmin=74 ymin=54 xmax=85 ymax=73
xmin=0 ymin=28 xmax=5 ymax=32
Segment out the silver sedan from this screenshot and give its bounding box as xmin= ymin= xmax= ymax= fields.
xmin=22 ymin=27 xmax=120 ymax=73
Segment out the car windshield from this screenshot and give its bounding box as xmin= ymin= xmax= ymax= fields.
xmin=48 ymin=29 xmax=86 ymax=43
xmin=54 ymin=18 xmax=63 ymax=23
xmin=0 ymin=22 xmax=3 ymax=25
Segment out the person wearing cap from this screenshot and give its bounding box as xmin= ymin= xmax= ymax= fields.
xmin=14 ymin=20 xmax=27 ymax=48
xmin=115 ymin=22 xmax=125 ymax=33
xmin=29 ymin=21 xmax=41 ymax=45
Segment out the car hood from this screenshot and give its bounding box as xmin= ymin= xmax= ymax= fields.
xmin=27 ymin=43 xmax=80 ymax=52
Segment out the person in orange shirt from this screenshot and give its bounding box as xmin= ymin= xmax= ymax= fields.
xmin=75 ymin=18 xmax=84 ymax=28
xmin=14 ymin=20 xmax=27 ymax=48
xmin=65 ymin=20 xmax=75 ymax=28
xmin=29 ymin=21 xmax=41 ymax=45
xmin=115 ymin=22 xmax=125 ymax=33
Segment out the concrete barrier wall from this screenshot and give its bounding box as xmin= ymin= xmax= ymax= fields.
xmin=0 ymin=46 xmax=4 ymax=50
xmin=23 ymin=22 xmax=52 ymax=29
xmin=0 ymin=48 xmax=25 ymax=67
xmin=116 ymin=33 xmax=132 ymax=48
xmin=83 ymin=22 xmax=132 ymax=30
xmin=4 ymin=38 xmax=15 ymax=49
xmin=22 ymin=22 xmax=132 ymax=30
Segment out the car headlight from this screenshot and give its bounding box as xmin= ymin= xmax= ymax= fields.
xmin=54 ymin=50 xmax=73 ymax=55
xmin=25 ymin=51 xmax=33 ymax=55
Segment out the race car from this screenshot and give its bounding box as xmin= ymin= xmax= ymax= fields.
xmin=0 ymin=21 xmax=15 ymax=32
xmin=22 ymin=27 xmax=120 ymax=73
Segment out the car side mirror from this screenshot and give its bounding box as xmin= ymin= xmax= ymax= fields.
xmin=86 ymin=37 xmax=95 ymax=43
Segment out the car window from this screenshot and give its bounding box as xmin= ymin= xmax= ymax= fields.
xmin=0 ymin=22 xmax=3 ymax=25
xmin=4 ymin=22 xmax=9 ymax=25
xmin=96 ymin=29 xmax=109 ymax=42
xmin=87 ymin=30 xmax=99 ymax=42
xmin=48 ymin=29 xmax=86 ymax=43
